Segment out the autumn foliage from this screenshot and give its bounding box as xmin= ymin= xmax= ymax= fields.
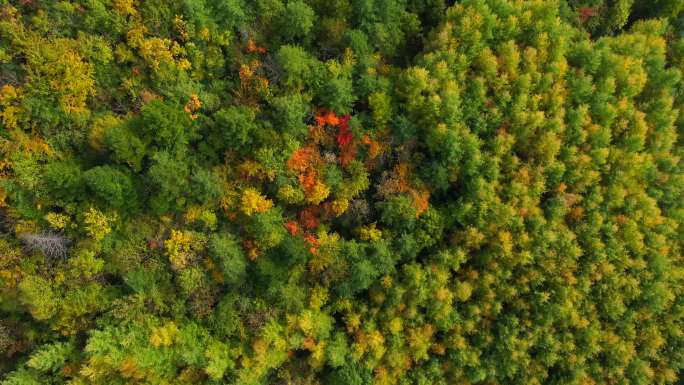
xmin=1 ymin=1 xmax=684 ymax=385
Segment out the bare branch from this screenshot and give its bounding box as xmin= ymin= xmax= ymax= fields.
xmin=18 ymin=232 xmax=70 ymax=261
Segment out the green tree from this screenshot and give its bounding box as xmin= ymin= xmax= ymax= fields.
xmin=147 ymin=151 xmax=189 ymax=213
xmin=278 ymin=1 xmax=315 ymax=41
xmin=104 ymin=123 xmax=147 ymax=171
xmin=213 ymin=106 xmax=258 ymax=151
xmin=83 ymin=165 xmax=137 ymax=210
xmin=208 ymin=232 xmax=247 ymax=285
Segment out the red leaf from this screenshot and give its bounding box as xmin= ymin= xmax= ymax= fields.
xmin=339 ymin=114 xmax=351 ymax=129
xmin=337 ymin=131 xmax=353 ymax=147
xmin=337 ymin=124 xmax=353 ymax=147
xmin=300 ymin=207 xmax=320 ymax=229
xmin=579 ymin=7 xmax=598 ymax=22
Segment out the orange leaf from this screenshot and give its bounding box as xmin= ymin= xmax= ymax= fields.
xmin=324 ymin=111 xmax=340 ymax=126
xmin=284 ymin=221 xmax=300 ymax=236
xmin=298 ymin=168 xmax=317 ymax=192
xmin=315 ymin=114 xmax=327 ymax=127
xmin=288 ymin=146 xmax=318 ymax=172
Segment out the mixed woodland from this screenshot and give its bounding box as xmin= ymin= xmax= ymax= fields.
xmin=1 ymin=0 xmax=684 ymax=384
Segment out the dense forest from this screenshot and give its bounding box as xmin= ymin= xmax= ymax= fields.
xmin=1 ymin=0 xmax=684 ymax=384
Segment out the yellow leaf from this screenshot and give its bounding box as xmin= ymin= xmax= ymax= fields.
xmin=241 ymin=188 xmax=273 ymax=216
xmin=150 ymin=322 xmax=179 ymax=347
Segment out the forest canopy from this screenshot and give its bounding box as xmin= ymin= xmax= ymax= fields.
xmin=1 ymin=0 xmax=684 ymax=384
